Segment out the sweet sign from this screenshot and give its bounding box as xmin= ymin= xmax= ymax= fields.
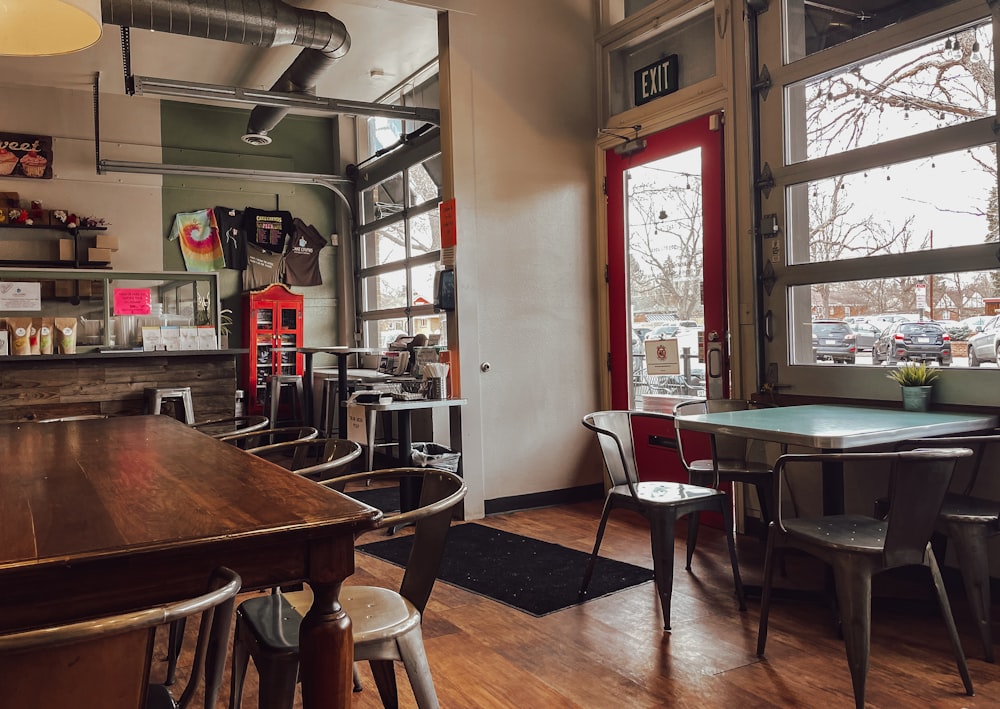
xmin=0 ymin=132 xmax=53 ymax=180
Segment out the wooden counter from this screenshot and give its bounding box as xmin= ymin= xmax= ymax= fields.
xmin=0 ymin=349 xmax=245 ymax=422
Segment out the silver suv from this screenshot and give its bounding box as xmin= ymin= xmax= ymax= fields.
xmin=967 ymin=314 xmax=1000 ymax=367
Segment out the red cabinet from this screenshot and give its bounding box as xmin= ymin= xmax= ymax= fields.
xmin=242 ymin=283 xmax=303 ymax=415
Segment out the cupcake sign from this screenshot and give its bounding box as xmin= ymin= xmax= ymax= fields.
xmin=0 ymin=132 xmax=52 ymax=180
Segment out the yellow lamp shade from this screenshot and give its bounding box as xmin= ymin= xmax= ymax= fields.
xmin=0 ymin=0 xmax=103 ymax=56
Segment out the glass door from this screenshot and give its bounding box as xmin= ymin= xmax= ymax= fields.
xmin=606 ymin=113 xmax=729 ymax=412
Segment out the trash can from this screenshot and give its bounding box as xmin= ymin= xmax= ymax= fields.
xmin=410 ymin=442 xmax=461 ymax=472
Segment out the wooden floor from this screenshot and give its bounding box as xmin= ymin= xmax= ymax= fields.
xmin=164 ymin=499 xmax=1000 ymax=708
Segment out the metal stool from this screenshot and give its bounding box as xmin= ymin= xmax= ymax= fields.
xmin=144 ymin=386 xmax=195 ymax=424
xmin=265 ymin=374 xmax=307 ymax=427
xmin=318 ymin=377 xmax=340 ymax=436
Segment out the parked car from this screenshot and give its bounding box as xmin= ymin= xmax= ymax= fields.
xmin=966 ymin=314 xmax=1000 ymax=367
xmin=645 ymin=324 xmax=680 ymax=340
xmin=959 ymin=314 xmax=993 ymax=333
xmin=811 ymin=320 xmax=857 ymax=364
xmin=850 ymin=321 xmax=881 ymax=351
xmin=872 ymin=321 xmax=952 ymax=366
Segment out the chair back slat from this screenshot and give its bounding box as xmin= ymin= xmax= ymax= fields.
xmin=898 ymin=433 xmax=1000 ymax=497
xmin=583 ymin=411 xmax=677 ymax=495
xmin=322 ymin=468 xmax=466 ymax=613
xmin=883 ymin=449 xmax=968 ymax=566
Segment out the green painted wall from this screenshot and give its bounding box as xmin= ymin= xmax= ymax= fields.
xmin=159 ymin=101 xmax=342 ymax=357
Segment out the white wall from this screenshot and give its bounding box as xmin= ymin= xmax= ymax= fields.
xmin=0 ymin=85 xmax=163 ymax=272
xmin=440 ymin=0 xmax=604 ymax=515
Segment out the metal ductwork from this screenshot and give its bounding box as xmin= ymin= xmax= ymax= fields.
xmin=101 ymin=0 xmax=351 ymax=145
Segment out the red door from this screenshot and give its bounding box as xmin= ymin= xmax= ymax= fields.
xmin=605 ymin=113 xmax=729 ymax=484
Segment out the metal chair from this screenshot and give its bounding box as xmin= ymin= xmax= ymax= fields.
xmin=36 ymin=414 xmax=111 ymax=422
xmin=896 ymin=432 xmax=1000 ymax=662
xmin=190 ymin=415 xmax=269 ymax=439
xmin=0 ymin=567 xmax=241 ymax=709
xmin=246 ymin=437 xmax=363 ymax=480
xmin=579 ymin=410 xmax=746 ymax=631
xmin=229 ymin=467 xmax=467 ymax=709
xmin=673 ymin=399 xmax=779 ymax=563
xmin=756 ymin=449 xmax=975 ymax=709
xmin=217 ymin=426 xmax=318 ymax=449
xmin=144 ymin=386 xmax=196 ymax=424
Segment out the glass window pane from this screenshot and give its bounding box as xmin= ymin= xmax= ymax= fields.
xmin=361 ymin=270 xmax=407 ymax=311
xmin=409 ymin=211 xmax=441 ymax=256
xmin=360 ymin=173 xmax=405 ymax=224
xmin=787 ymin=143 xmax=997 ymax=264
xmin=408 ymin=155 xmax=442 ymax=207
xmin=413 ymin=312 xmax=447 ymax=347
xmin=361 ymin=224 xmax=407 ymax=269
xmin=411 ymin=262 xmax=438 ymax=306
xmin=784 ymin=0 xmax=962 ymax=62
xmin=788 ymin=270 xmax=1000 ymax=367
xmin=787 ymin=22 xmax=994 ymax=163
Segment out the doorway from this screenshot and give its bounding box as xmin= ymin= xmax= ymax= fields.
xmin=605 ymin=113 xmax=729 ymax=484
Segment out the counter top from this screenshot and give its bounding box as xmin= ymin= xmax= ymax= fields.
xmin=0 ymin=349 xmax=247 ymax=362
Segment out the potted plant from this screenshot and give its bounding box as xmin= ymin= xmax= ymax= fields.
xmin=887 ymin=362 xmax=939 ymax=412
xmin=219 ymin=309 xmax=233 ymax=349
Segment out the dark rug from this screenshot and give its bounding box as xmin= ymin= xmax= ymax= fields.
xmin=358 ymin=522 xmax=654 ymax=616
xmin=346 ymin=486 xmax=400 ymax=512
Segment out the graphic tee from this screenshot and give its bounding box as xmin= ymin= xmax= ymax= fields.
xmin=243 ymin=245 xmax=284 ymax=291
xmin=168 ymin=209 xmax=225 ymax=272
xmin=242 ymin=207 xmax=294 ymax=254
xmin=213 ymin=206 xmax=247 ymax=270
xmin=283 ymin=218 xmax=328 ymax=286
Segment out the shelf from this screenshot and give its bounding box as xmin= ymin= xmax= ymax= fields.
xmin=0 ymin=224 xmax=111 ymax=269
xmin=0 ymin=224 xmax=107 ymax=232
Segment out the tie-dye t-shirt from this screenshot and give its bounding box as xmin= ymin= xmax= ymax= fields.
xmin=168 ymin=209 xmax=226 ymax=272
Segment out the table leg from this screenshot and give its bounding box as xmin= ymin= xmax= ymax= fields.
xmin=337 ymin=353 xmax=350 ymax=437
xmin=298 ymin=541 xmax=354 ymax=709
xmin=821 ymin=450 xmax=844 ymax=516
xmin=389 ymin=410 xmax=421 ymax=535
xmin=302 ymin=352 xmax=315 ymax=428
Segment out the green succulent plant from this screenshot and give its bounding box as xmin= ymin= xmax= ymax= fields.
xmin=886 ymin=361 xmax=940 ymax=387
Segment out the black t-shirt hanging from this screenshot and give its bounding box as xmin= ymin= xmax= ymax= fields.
xmin=213 ymin=206 xmax=247 ymax=270
xmin=242 ymin=207 xmax=294 ymax=254
xmin=284 ymin=218 xmax=328 ymax=287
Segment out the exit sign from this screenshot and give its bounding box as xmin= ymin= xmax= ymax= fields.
xmin=634 ymin=54 xmax=679 ymax=106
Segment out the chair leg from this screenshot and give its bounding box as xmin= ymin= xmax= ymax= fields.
xmin=397 ymin=627 xmax=441 ymax=709
xmin=166 ymin=617 xmax=186 ymax=686
xmin=649 ymin=508 xmax=679 ymax=631
xmin=756 ymin=526 xmax=779 ymax=656
xmin=685 ymin=512 xmax=700 ymax=570
xmin=255 ymin=653 xmax=299 ymax=709
xmin=830 ymin=558 xmax=873 ymax=709
xmin=579 ymin=496 xmax=616 ymax=597
xmin=927 ymin=547 xmax=976 ymax=696
xmin=353 ymin=664 xmax=363 ymax=693
xmin=370 ymin=658 xmax=401 ymax=709
xmin=944 ymin=521 xmax=995 ymax=662
xmin=719 ymin=497 xmax=746 ymax=611
xmin=229 ymin=619 xmax=249 ymax=709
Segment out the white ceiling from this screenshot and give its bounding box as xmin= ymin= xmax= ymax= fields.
xmin=0 ymin=0 xmax=440 ymax=105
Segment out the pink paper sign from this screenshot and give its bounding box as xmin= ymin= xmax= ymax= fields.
xmin=114 ymin=288 xmax=152 ymax=315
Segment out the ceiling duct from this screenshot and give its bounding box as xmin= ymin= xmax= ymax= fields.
xmin=101 ymin=0 xmax=351 ymax=145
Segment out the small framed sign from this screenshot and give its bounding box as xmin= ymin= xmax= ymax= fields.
xmin=0 ymin=132 xmax=53 ymax=180
xmin=634 ymin=54 xmax=679 ymax=107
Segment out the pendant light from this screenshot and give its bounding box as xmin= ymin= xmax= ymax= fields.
xmin=0 ymin=0 xmax=103 ymax=56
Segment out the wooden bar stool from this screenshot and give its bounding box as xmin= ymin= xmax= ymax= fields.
xmin=144 ymin=386 xmax=195 ymax=424
xmin=264 ymin=374 xmax=307 ymax=428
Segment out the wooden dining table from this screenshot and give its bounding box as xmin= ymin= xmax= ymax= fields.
xmin=0 ymin=415 xmax=381 ymax=708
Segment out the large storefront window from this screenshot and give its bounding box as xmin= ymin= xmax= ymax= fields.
xmin=356 ymin=137 xmax=445 ymax=347
xmin=756 ymin=0 xmax=1000 ymax=403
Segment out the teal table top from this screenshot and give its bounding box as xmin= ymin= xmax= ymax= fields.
xmin=674 ymin=404 xmax=997 ymax=450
